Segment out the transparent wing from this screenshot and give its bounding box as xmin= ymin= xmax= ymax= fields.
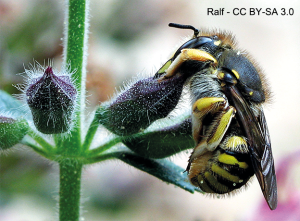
xmin=226 ymin=85 xmax=277 ymax=210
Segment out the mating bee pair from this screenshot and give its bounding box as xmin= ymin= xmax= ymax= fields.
xmin=155 ymin=23 xmax=277 ymax=210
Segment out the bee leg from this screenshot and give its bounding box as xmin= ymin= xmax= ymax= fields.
xmin=158 ymin=49 xmax=217 ymax=81
xmin=189 ymin=97 xmax=236 ymax=164
xmin=192 ymin=97 xmax=227 ymax=143
xmin=205 ymin=106 xmax=236 ymax=150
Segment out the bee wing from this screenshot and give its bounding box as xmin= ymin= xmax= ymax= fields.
xmin=226 ymin=85 xmax=277 ymax=210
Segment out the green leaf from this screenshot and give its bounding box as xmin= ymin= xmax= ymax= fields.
xmin=0 ymin=90 xmax=26 ymax=118
xmin=123 ymin=118 xmax=194 ymax=158
xmin=112 ymin=149 xmax=201 ymax=194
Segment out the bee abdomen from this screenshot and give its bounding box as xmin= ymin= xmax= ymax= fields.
xmin=190 ymin=150 xmax=254 ymax=194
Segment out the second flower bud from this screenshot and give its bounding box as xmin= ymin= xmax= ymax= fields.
xmin=97 ymin=75 xmax=187 ymax=136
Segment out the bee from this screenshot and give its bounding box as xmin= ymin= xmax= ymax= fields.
xmin=155 ymin=23 xmax=277 ymax=210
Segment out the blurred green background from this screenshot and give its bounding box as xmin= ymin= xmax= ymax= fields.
xmin=1 ymin=0 xmax=300 ymax=220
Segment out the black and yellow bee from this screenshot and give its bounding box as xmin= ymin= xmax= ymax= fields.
xmin=155 ymin=23 xmax=277 ymax=210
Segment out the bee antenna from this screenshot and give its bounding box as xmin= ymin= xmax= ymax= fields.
xmin=168 ymin=23 xmax=200 ymax=37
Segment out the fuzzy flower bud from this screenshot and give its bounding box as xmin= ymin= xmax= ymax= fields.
xmin=0 ymin=116 xmax=29 ymax=150
xmin=26 ymin=66 xmax=77 ymax=134
xmin=97 ymin=75 xmax=186 ymax=136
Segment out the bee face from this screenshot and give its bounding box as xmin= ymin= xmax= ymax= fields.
xmin=156 ymin=23 xmax=277 ymax=210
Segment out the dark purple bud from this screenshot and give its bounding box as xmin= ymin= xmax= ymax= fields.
xmin=97 ymin=75 xmax=186 ymax=136
xmin=26 ymin=67 xmax=77 ymax=134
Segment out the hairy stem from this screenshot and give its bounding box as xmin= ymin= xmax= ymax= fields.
xmin=59 ymin=160 xmax=83 ymax=221
xmin=27 ymin=130 xmax=54 ymax=153
xmin=58 ymin=0 xmax=88 ymax=220
xmin=62 ymin=0 xmax=89 ymax=150
xmin=82 ymin=114 xmax=100 ymax=152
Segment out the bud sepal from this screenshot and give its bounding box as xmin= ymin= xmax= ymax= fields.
xmin=25 ymin=66 xmax=77 ymax=134
xmin=0 ymin=116 xmax=29 ymax=150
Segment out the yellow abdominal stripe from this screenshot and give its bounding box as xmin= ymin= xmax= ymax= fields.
xmin=211 ymin=164 xmax=241 ymax=183
xmin=197 ymin=174 xmax=214 ymax=193
xmin=204 ymin=171 xmax=228 ymax=193
xmin=218 ymin=153 xmax=248 ymax=169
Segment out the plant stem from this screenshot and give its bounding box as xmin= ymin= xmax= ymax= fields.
xmin=58 ymin=0 xmax=88 ymax=220
xmin=21 ymin=140 xmax=52 ymax=159
xmin=65 ymin=0 xmax=88 ymax=99
xmin=27 ymin=129 xmax=54 ymax=153
xmin=62 ymin=0 xmax=89 ymax=150
xmin=82 ymin=114 xmax=100 ymax=152
xmin=59 ymin=160 xmax=83 ymax=221
xmin=87 ymin=137 xmax=122 ymax=157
